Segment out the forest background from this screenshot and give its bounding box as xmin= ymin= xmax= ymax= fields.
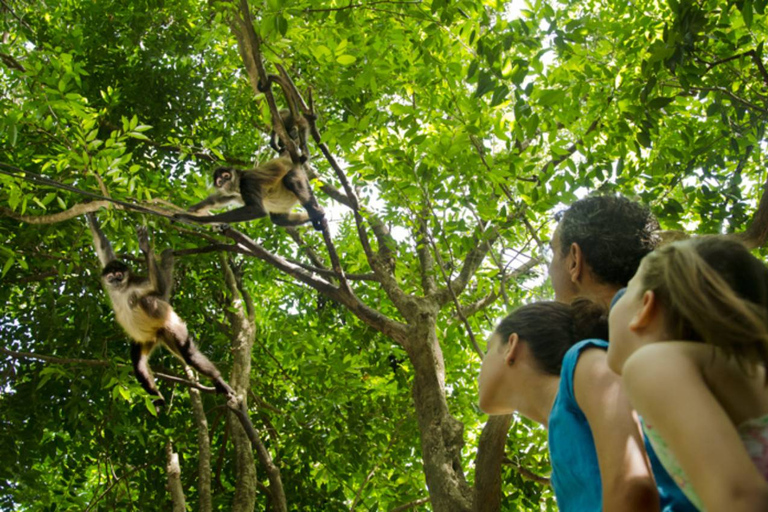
xmin=1 ymin=0 xmax=768 ymax=510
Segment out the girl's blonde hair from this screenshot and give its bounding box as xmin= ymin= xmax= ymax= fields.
xmin=641 ymin=235 xmax=768 ymax=370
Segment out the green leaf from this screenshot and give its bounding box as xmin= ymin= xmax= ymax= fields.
xmin=648 ymin=97 xmax=675 ymax=109
xmin=2 ymin=257 xmax=15 ymax=278
xmin=275 ymin=14 xmax=288 ymax=36
xmin=741 ymin=0 xmax=753 ymax=28
xmin=475 ymin=70 xmax=495 ymax=98
xmin=336 ymin=55 xmax=357 ymax=65
xmin=637 ymin=131 xmax=652 ymax=148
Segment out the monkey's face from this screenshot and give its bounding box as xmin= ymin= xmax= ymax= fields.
xmin=213 ymin=169 xmax=235 ymax=193
xmin=105 ymin=270 xmax=127 ymax=286
xmin=103 ymin=261 xmax=130 ymax=288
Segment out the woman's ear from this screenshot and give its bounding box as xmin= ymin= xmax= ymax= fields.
xmin=505 ymin=333 xmax=520 ymax=365
xmin=629 ymin=290 xmax=658 ymax=332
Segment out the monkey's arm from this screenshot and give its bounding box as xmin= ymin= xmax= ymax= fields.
xmin=177 ymin=204 xmax=269 ymax=224
xmin=86 ymin=213 xmax=117 ymax=268
xmin=187 ymin=193 xmax=239 ymax=215
xmin=136 ymin=226 xmax=161 ymax=293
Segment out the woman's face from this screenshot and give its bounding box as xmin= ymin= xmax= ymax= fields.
xmin=607 ymin=263 xmax=647 ymax=374
xmin=478 ymin=332 xmax=516 ymax=415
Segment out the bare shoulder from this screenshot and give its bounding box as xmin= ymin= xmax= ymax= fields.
xmin=624 ymin=343 xmax=715 ymax=380
xmin=574 ymin=346 xmax=614 ymax=383
xmin=573 ymin=347 xmax=621 ymax=408
xmin=622 ymin=343 xmax=704 ymax=398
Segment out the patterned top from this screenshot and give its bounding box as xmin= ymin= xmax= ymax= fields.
xmin=643 ymin=413 xmax=768 ymax=510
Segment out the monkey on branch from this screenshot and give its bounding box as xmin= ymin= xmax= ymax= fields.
xmin=176 ymin=109 xmax=325 ymax=231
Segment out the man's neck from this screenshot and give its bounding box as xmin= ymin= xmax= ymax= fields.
xmin=580 ymin=283 xmax=622 ymax=310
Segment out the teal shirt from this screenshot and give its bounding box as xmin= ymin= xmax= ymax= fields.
xmin=548 ymin=339 xmax=608 ymax=511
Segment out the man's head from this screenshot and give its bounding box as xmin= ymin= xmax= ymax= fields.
xmin=548 ymin=194 xmax=660 ymax=305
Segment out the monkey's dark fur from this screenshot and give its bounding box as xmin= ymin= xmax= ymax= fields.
xmin=87 ymin=213 xmax=234 ymax=409
xmin=177 ymin=155 xmax=325 ymax=231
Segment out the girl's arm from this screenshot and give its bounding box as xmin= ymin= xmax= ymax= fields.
xmin=623 ymin=343 xmax=768 ymax=512
xmin=574 ymin=348 xmax=660 ymax=512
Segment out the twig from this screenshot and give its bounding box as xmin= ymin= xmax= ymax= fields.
xmin=84 ymin=456 xmax=162 ymax=512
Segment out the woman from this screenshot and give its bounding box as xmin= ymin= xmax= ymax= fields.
xmin=479 ymin=299 xmax=658 ymax=511
xmin=608 ymin=235 xmax=768 ymax=511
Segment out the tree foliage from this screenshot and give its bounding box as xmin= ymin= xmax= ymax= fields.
xmin=1 ymin=0 xmax=766 ymax=510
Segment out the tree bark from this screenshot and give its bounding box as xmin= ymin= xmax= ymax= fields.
xmin=222 ymin=257 xmax=259 ymax=512
xmin=166 ymin=442 xmax=187 ymax=512
xmin=473 ymin=415 xmax=513 ymax=512
xmin=405 ymin=318 xmax=473 ymax=511
xmin=184 ymin=367 xmax=213 ymax=512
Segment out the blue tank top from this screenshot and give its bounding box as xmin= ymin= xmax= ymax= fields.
xmin=548 ymin=338 xmax=608 ymax=511
xmin=612 ymin=289 xmax=698 ymax=512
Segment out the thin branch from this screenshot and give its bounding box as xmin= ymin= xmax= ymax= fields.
xmin=389 ymin=497 xmax=430 ymax=512
xmin=350 ymin=427 xmax=399 ymax=510
xmin=225 ymin=398 xmax=288 ymax=512
xmin=221 ymin=226 xmax=408 ymax=343
xmin=0 ymin=347 xmax=218 ymax=393
xmin=0 ymin=51 xmax=25 ymax=72
xmin=303 ymin=0 xmax=421 ymax=12
xmin=703 ymin=49 xmax=768 ymax=89
xmin=416 ymin=205 xmax=437 ymax=296
xmin=662 ymin=82 xmax=768 ymax=114
xmin=502 ymin=457 xmax=551 ymax=486
xmin=84 ymin=456 xmax=162 ymax=512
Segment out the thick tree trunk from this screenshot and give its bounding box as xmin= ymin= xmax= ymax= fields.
xmin=405 ymin=320 xmax=473 ymax=512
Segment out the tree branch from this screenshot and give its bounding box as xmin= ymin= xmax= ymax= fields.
xmin=474 ymin=414 xmax=514 ymax=512
xmin=165 ymin=442 xmax=186 ymax=512
xmin=738 ymin=174 xmax=768 ymax=249
xmin=416 ymin=205 xmax=437 ymax=296
xmin=84 ymin=456 xmax=162 ymax=512
xmin=432 ymin=227 xmax=498 ymax=306
xmin=389 ymin=497 xmax=430 ymax=512
xmin=183 ymin=367 xmax=212 ymax=512
xmin=303 ymin=0 xmax=421 ymax=13
xmin=221 ymin=226 xmax=408 ymax=343
xmin=0 ymin=346 xmax=218 ymax=393
xmin=0 ymin=201 xmax=112 ymax=224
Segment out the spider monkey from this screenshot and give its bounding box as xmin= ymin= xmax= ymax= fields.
xmin=270 ymin=109 xmax=309 ymax=156
xmin=176 ymin=108 xmax=325 ymax=230
xmin=86 ymin=213 xmax=234 ymax=409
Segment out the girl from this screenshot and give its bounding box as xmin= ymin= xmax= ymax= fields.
xmin=479 ymin=299 xmax=659 ymax=511
xmin=608 ymin=235 xmax=768 ymax=511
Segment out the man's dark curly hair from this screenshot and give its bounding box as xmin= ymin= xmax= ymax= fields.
xmin=556 ymin=195 xmax=660 ymax=287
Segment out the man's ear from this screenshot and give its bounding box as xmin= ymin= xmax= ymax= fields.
xmin=505 ymin=333 xmax=521 ymax=365
xmin=629 ymin=290 xmax=657 ymax=331
xmin=568 ymin=242 xmax=584 ymax=284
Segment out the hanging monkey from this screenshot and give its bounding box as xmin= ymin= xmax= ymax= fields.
xmin=86 ymin=213 xmax=234 ymax=409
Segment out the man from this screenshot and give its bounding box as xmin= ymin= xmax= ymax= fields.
xmin=548 ymin=194 xmax=697 ymax=512
xmin=549 ymin=195 xmax=659 ymax=307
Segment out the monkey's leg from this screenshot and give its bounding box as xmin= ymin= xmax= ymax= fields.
xmin=161 ymin=326 xmax=235 ymax=398
xmin=282 ymin=167 xmax=325 ymax=231
xmin=130 ymin=341 xmax=166 ymax=408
